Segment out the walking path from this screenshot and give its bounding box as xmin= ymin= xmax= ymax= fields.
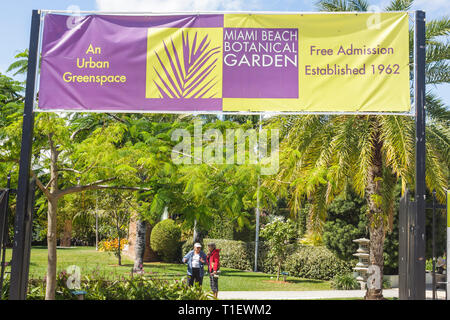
xmin=218 ymin=288 xmax=447 ymax=300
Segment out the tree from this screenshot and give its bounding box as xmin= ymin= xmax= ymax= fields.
xmin=97 ymin=191 xmax=133 ymax=265
xmin=6 ymin=49 xmax=29 ymax=77
xmin=2 ymin=74 xmax=152 ymax=299
xmin=266 ymin=0 xmax=449 ymax=299
xmin=260 ymin=217 xmax=297 ymax=281
xmin=31 ymin=114 xmax=145 ymax=299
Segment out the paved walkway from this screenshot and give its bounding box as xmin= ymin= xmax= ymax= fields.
xmin=218 ymin=288 xmax=447 ymax=300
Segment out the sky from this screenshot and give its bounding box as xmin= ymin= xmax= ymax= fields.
xmin=0 ymin=0 xmax=449 ymax=106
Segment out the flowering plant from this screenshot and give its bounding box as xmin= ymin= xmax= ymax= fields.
xmin=98 ymin=238 xmax=127 ymax=256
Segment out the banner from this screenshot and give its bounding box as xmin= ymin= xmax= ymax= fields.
xmin=38 ymin=12 xmax=411 ymax=113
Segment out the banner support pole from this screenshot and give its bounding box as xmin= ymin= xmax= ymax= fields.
xmin=413 ymin=10 xmax=426 ymax=301
xmin=254 ymin=113 xmax=262 ymax=272
xmin=9 ymin=9 xmax=41 ymax=300
xmin=447 ymin=190 xmax=449 ymax=300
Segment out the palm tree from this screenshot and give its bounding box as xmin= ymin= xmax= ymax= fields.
xmin=266 ymin=0 xmax=449 ymax=299
xmin=6 ymin=49 xmax=29 ymax=77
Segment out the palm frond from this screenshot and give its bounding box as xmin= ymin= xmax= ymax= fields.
xmin=426 ymin=18 xmax=450 ymax=40
xmin=385 ymin=0 xmax=413 ymax=11
xmin=425 ymin=141 xmax=449 ymax=203
xmin=6 ymin=49 xmax=29 ymax=76
xmin=426 ymin=61 xmax=450 ymax=85
xmin=316 ymin=0 xmax=350 ymax=11
xmin=425 ymin=91 xmax=450 ymax=123
xmin=379 ymin=115 xmax=415 ymax=185
xmin=153 ymin=31 xmax=220 ymax=99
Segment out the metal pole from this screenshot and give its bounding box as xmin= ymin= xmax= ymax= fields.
xmin=254 ymin=114 xmax=262 ymax=272
xmin=95 ymin=191 xmax=98 ymax=251
xmin=9 ymin=10 xmax=41 ymax=300
xmin=432 ymin=190 xmax=436 ymax=300
xmin=413 ymin=10 xmax=426 ymax=301
xmin=398 ymin=190 xmax=408 ymax=299
xmin=447 ymin=190 xmax=449 ymax=300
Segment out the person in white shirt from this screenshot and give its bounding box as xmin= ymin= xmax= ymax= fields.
xmin=182 ymin=243 xmax=207 ymax=286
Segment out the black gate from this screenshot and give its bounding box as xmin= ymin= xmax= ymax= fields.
xmin=400 ymin=189 xmax=447 ymax=300
xmin=0 ymin=175 xmax=35 ymax=300
xmin=0 ymin=175 xmax=15 ymax=297
xmin=399 ymin=189 xmax=426 ymax=300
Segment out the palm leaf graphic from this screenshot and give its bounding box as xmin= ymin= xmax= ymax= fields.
xmin=153 ymin=31 xmax=220 ymax=99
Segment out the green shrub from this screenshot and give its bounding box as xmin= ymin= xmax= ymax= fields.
xmin=425 ymin=258 xmax=433 ymax=272
xmin=150 ymin=219 xmax=181 ymax=262
xmin=323 ymin=220 xmax=362 ymax=261
xmin=322 ymin=195 xmax=367 ymax=262
xmin=181 ymin=239 xmax=194 ymax=258
xmin=204 ymin=238 xmax=254 ymax=270
xmin=284 ymin=245 xmax=352 ymax=280
xmin=1 ymin=272 xmax=213 ymax=300
xmin=204 ymin=238 xmax=351 ymax=280
xmin=1 ymin=273 xmax=10 ymax=300
xmin=382 ymin=278 xmax=392 ymax=289
xmin=331 ymin=273 xmax=360 ymax=290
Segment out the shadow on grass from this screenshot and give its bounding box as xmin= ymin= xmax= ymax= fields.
xmin=284 ymin=279 xmax=325 ymax=284
xmin=213 ymin=270 xmax=327 ymax=285
xmin=218 ymin=270 xmax=279 ymax=279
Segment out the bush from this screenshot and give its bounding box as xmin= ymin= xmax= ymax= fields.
xmin=98 ymin=238 xmax=128 ymax=258
xmin=181 ymin=239 xmax=194 ymax=258
xmin=322 ymin=191 xmax=404 ymax=275
xmin=204 ymin=238 xmax=351 ymax=280
xmin=323 ymin=195 xmax=367 ymax=262
xmin=150 ymin=219 xmax=181 ymax=262
xmin=284 ymin=245 xmax=352 ymax=280
xmin=1 ymin=271 xmax=213 ymax=300
xmin=383 ymin=278 xmax=392 ymax=289
xmin=203 ymin=238 xmax=254 ymax=270
xmin=331 ymin=273 xmax=360 ymax=290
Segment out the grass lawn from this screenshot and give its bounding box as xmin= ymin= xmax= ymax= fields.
xmin=4 ymin=246 xmax=331 ymax=292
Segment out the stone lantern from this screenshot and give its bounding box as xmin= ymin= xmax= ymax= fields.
xmin=353 ymin=238 xmax=370 ymax=290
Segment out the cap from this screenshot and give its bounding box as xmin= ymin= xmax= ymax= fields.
xmin=194 ymin=243 xmax=202 ymax=248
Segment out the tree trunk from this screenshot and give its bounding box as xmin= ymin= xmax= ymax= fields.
xmin=193 ymin=219 xmax=200 ymax=243
xmin=45 ymin=197 xmax=58 ymax=300
xmin=133 ymin=219 xmax=146 ymax=271
xmin=193 ymin=219 xmax=206 ymax=244
xmin=277 ymin=262 xmax=281 ymax=281
xmin=117 ymin=223 xmax=121 ymax=266
xmin=364 ymin=127 xmax=385 ymax=300
xmin=61 ymin=219 xmax=72 ymax=247
xmin=117 ymin=236 xmax=121 ymax=266
xmin=45 ymin=134 xmax=59 ymax=300
xmin=365 ymin=218 xmax=385 ymax=300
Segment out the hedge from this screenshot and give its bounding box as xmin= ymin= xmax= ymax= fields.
xmin=202 ymin=238 xmax=352 ymax=280
xmin=284 ymin=246 xmax=352 ymax=280
xmin=150 ymin=219 xmax=181 ymax=262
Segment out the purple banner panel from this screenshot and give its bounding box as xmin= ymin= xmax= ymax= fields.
xmin=38 ymin=14 xmax=224 ymax=112
xmin=223 ymin=28 xmax=298 ymax=99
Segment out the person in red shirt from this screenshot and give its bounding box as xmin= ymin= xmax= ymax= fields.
xmin=206 ymin=242 xmax=220 ymax=298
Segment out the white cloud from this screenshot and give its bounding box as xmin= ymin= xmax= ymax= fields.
xmin=95 ymin=0 xmax=251 ymax=12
